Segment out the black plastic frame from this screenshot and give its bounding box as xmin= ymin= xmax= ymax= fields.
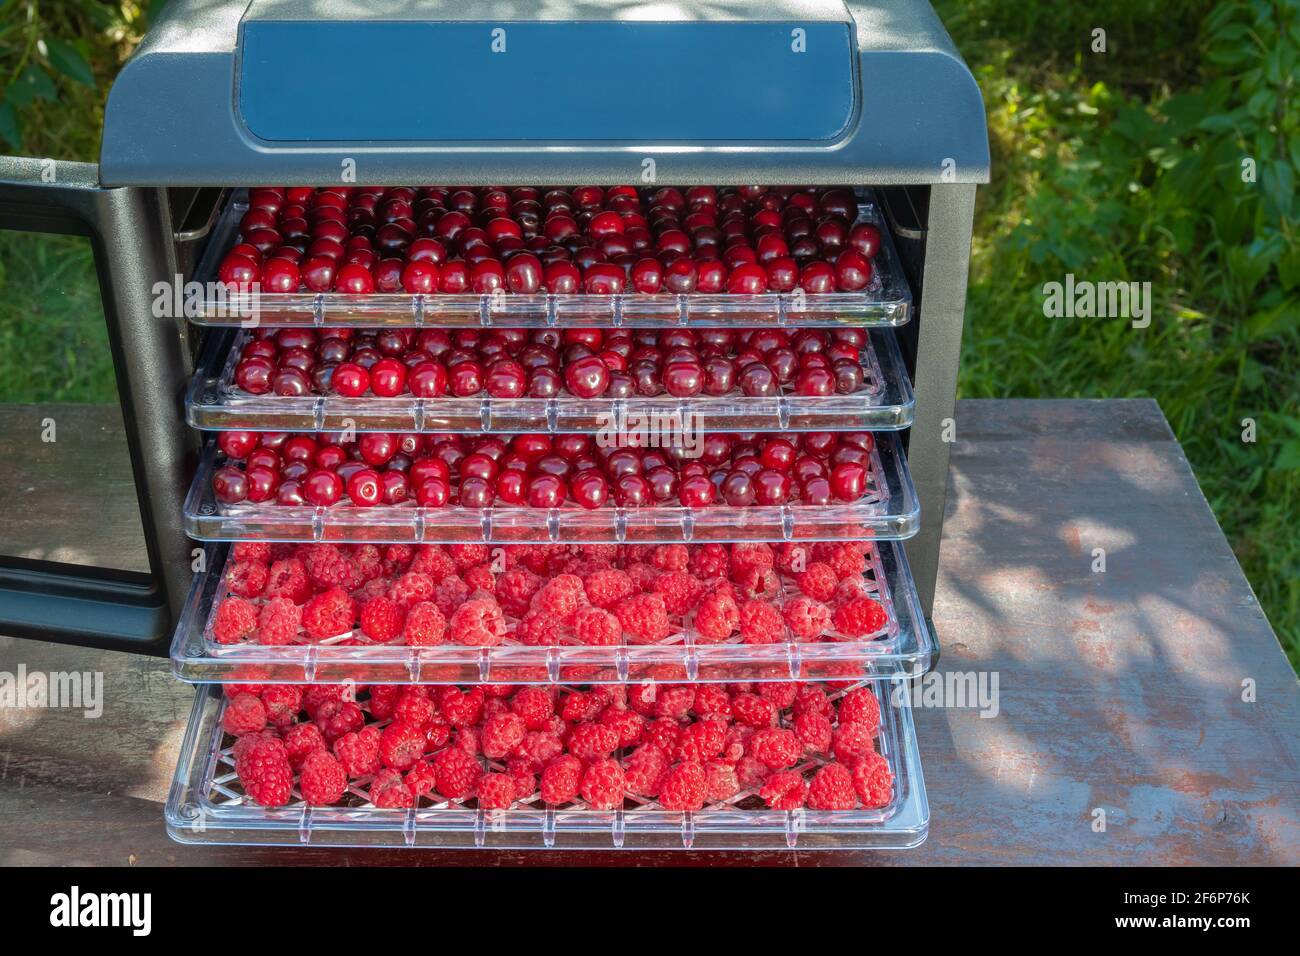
xmin=0 ymin=158 xmax=193 ymax=654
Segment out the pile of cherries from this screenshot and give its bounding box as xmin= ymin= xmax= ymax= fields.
xmin=217 ymin=185 xmax=884 ymax=297
xmin=232 ymin=326 xmax=871 ymax=400
xmin=211 ymin=430 xmax=878 ymax=510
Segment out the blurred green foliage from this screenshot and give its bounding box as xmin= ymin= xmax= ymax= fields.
xmin=0 ymin=0 xmax=1295 ymax=665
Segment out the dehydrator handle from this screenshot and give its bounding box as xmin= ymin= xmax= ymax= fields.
xmin=0 ymin=157 xmax=194 ymax=655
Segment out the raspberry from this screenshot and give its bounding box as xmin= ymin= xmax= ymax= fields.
xmin=495 ymin=568 xmax=543 ymax=616
xmin=825 ymin=543 xmax=867 ymax=580
xmin=722 ymin=724 xmax=753 ymax=763
xmin=514 ymin=610 xmax=562 ymax=646
xmin=225 ymin=560 xmax=268 ymax=599
xmin=351 ymin=544 xmax=384 ymax=581
xmin=572 ymin=605 xmax=622 ymax=646
xmin=688 ymin=544 xmax=729 ymax=581
xmin=673 ymin=718 xmax=726 ymax=763
xmin=704 ymin=760 xmax=739 ymax=803
xmin=510 ymin=687 xmax=555 ymax=731
xmin=531 ymin=574 xmax=587 ymax=624
xmin=625 ymin=562 xmax=660 ymax=592
xmin=738 ymin=599 xmax=784 ymax=645
xmin=749 ymin=728 xmax=801 ymax=770
xmin=582 ymin=568 xmax=636 ymax=609
xmin=806 ymin=762 xmax=856 ymax=810
xmin=653 ymin=570 xmax=703 ymax=616
xmin=729 ymin=543 xmax=774 ymax=581
xmin=832 ymin=597 xmax=888 ymax=638
xmin=433 ymin=746 xmax=482 ymax=799
xmin=302 ymin=683 xmax=349 ymax=718
xmin=333 ymin=726 xmax=382 ymax=777
xmin=264 ymin=558 xmax=311 ymax=604
xmin=774 ymin=543 xmax=809 ymax=575
xmin=447 ymin=598 xmax=507 ymax=646
xmin=283 ymin=721 xmax=327 ymax=771
xmin=690 ymin=684 xmax=732 ymax=720
xmin=222 ymin=693 xmax=267 ymax=736
xmin=316 ymin=699 xmax=364 ymax=743
xmin=692 ymin=588 xmax=740 ymax=644
xmin=654 ymin=685 xmax=695 ymax=720
xmin=409 ymin=546 xmax=457 ymax=581
xmin=731 ymin=693 xmax=776 ymax=728
xmin=623 ymin=744 xmax=669 ymax=797
xmin=403 ymin=601 xmax=447 ymax=646
xmin=566 ymin=722 xmax=619 ymax=762
xmin=464 ymin=562 xmax=496 ymax=594
xmin=832 ymin=721 xmax=875 ymax=764
xmin=300 ymin=749 xmax=348 ymax=805
xmin=212 ymin=596 xmax=258 ymax=644
xmin=253 ymin=597 xmax=301 ymax=646
xmin=235 ymin=736 xmax=293 ymax=806
xmin=831 ymin=576 xmax=872 ymax=608
xmin=455 ymin=725 xmax=480 ymax=754
xmin=650 ymin=544 xmax=689 ymax=572
xmin=658 ymin=761 xmax=707 ymax=811
xmin=792 ymin=683 xmax=834 ymax=719
xmin=405 ymin=760 xmax=438 ymax=799
xmin=758 ymin=681 xmax=799 ymax=709
xmin=734 ymin=754 xmax=769 ymax=789
xmin=303 ymin=545 xmax=361 ymax=591
xmin=580 ymin=758 xmax=627 ymax=810
xmin=360 ymin=595 xmax=406 ymax=643
xmin=599 ymin=706 xmax=645 ymax=748
xmin=794 ymin=712 xmax=834 ymax=754
xmin=364 ymin=685 xmax=401 ymax=722
xmin=851 ymin=751 xmax=893 ymax=807
xmin=643 ymin=717 xmax=681 ymax=755
xmin=380 ymin=720 xmax=427 ymax=771
xmin=370 ymin=768 xmax=415 ymax=808
xmin=392 ymin=689 xmax=436 ymax=727
xmin=439 ymin=686 xmax=484 ymax=727
xmin=759 ymin=770 xmax=808 ymax=810
xmin=616 ymin=592 xmax=671 ymax=644
xmin=232 ymin=542 xmax=272 ymax=564
xmin=448 ymin=544 xmax=490 ymax=569
xmin=259 ymin=685 xmax=302 ymax=729
xmin=782 ymin=596 xmax=832 ymax=641
xmin=513 ymin=730 xmax=564 ymax=772
xmin=540 ymin=754 xmax=582 ymax=805
xmin=301 ymin=587 xmax=356 ymax=641
xmin=481 ymin=712 xmax=527 ymax=759
xmin=837 ymin=687 xmax=882 ymax=734
xmin=477 ymin=772 xmax=518 ymax=809
xmin=795 ymin=562 xmax=838 ymax=601
xmin=384 ymin=570 xmax=438 ymax=611
xmin=734 ymin=566 xmax=781 ymax=602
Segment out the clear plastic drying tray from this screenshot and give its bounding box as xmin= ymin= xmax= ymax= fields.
xmin=185 ymin=191 xmax=912 ymax=330
xmin=185 ymin=327 xmax=915 ymax=433
xmin=165 ymin=681 xmax=928 ymax=851
xmin=182 ymin=431 xmax=919 ymax=544
xmin=170 ymin=541 xmax=933 ymax=685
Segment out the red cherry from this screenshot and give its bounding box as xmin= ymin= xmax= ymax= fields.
xmin=794 ymin=366 xmax=835 ymax=396
xmin=334 ymin=262 xmax=376 ymax=294
xmin=544 ymin=261 xmax=581 ymax=294
xmin=570 ymin=470 xmax=610 ymax=510
xmin=564 ymin=355 xmax=610 ymax=398
xmin=470 ymin=258 xmax=505 ymax=293
xmin=725 ymin=262 xmax=767 ymax=294
xmin=485 ymin=359 xmax=527 ymax=398
xmin=631 ymin=258 xmax=664 ymax=293
xmin=400 ymin=259 xmax=440 ymax=294
xmin=448 ymin=360 xmax=485 ymax=397
xmin=753 ymin=468 xmax=792 ymax=505
xmin=260 ymin=257 xmax=300 ymax=293
xmin=526 ymin=474 xmax=567 ymax=509
xmin=212 ymin=465 xmax=249 ymax=504
xmin=663 ymin=360 xmax=704 ymax=397
xmin=408 ymin=361 xmax=448 ymax=398
xmin=738 ymin=363 xmax=778 ymax=397
xmin=234 ymin=357 xmax=275 ymax=394
xmin=332 ymin=362 xmax=370 ymax=397
xmin=218 ymin=431 xmax=258 ymax=460
xmin=382 ymin=471 xmax=410 ymax=505
xmin=614 ymin=473 xmax=652 ymax=507
xmin=439 ymin=260 xmax=470 ymax=293
xmin=834 ymin=250 xmax=873 ymax=291
xmin=346 ymin=468 xmax=383 ymax=507
xmin=583 ymin=263 xmax=625 ymax=295
xmin=721 ymin=470 xmax=755 ymax=506
xmin=677 ymin=474 xmax=716 ymax=508
xmin=830 ymin=461 xmax=868 ymax=501
xmin=799 ymin=260 xmax=835 ymax=293
xmin=459 ymin=476 xmax=496 ymax=508
xmin=505 ymin=253 xmax=543 ymax=294
xmin=271 ymin=366 xmax=312 ymax=396
xmin=588 ymin=211 xmax=625 ymax=238
xmin=358 ymin=433 xmax=396 ymax=467
xmin=244 ymin=465 xmax=279 ymax=503
xmin=494 ymin=469 xmax=527 ymax=504
xmin=303 ymin=469 xmax=344 ymax=506
xmin=801 ymin=475 xmax=832 ymax=505
xmin=848 ymin=223 xmax=882 ymax=258
xmin=415 ymin=476 xmax=451 ymax=507
xmin=369 ymin=358 xmax=408 ymax=397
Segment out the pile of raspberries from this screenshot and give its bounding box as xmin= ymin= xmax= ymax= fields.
xmin=211 ymin=540 xmax=890 ymax=648
xmin=222 ymin=679 xmax=894 ymax=813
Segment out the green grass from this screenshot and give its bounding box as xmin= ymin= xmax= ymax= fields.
xmin=0 ymin=0 xmax=1295 ymax=668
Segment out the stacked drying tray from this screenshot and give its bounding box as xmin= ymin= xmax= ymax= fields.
xmin=165 ymin=185 xmax=932 ymax=850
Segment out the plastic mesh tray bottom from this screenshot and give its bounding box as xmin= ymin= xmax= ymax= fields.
xmin=170 ymin=540 xmax=932 ymax=684
xmin=165 ymin=682 xmax=928 ymax=850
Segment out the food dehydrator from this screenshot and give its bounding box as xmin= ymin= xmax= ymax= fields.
xmin=0 ymin=0 xmax=987 ymax=851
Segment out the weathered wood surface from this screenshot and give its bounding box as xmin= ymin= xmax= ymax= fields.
xmin=0 ymin=399 xmax=1296 ymax=866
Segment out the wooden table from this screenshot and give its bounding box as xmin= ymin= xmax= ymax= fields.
xmin=1 ymin=399 xmax=1296 ymax=866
